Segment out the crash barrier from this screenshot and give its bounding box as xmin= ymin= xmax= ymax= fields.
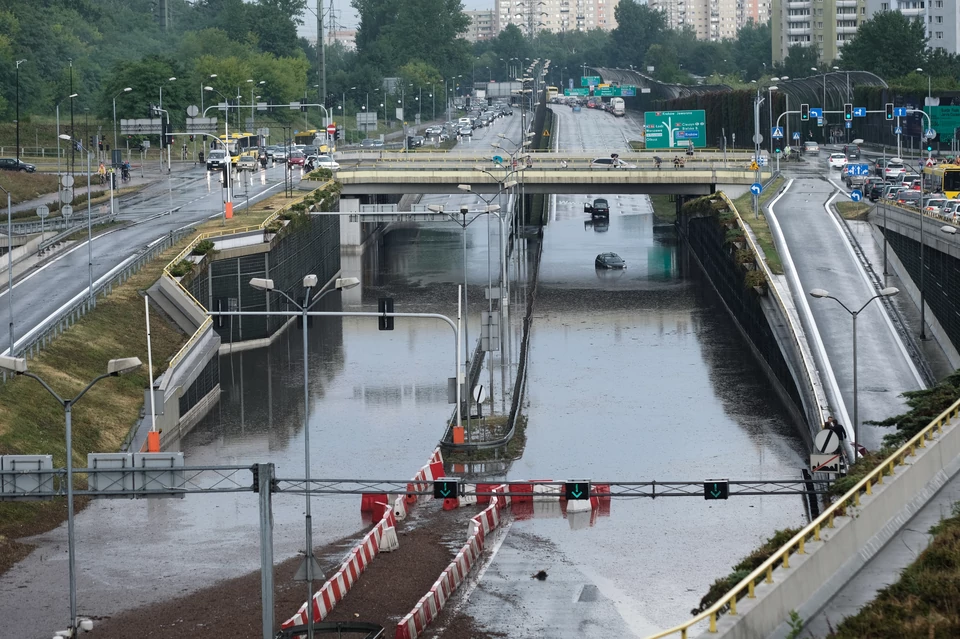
xmin=644 ymin=395 xmax=960 ymax=639
xmin=394 ymin=484 xmax=511 ymax=639
xmin=280 ymin=447 xmax=445 ymax=631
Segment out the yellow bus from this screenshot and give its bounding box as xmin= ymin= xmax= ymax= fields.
xmin=923 ymin=163 xmax=960 ymax=199
xmin=219 ymin=132 xmax=259 ymax=163
xmin=293 ymin=129 xmax=334 ymax=153
xmin=546 ymin=86 xmax=559 ymax=102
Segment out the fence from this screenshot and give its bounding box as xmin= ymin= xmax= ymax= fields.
xmin=2 ymin=227 xmax=195 ymax=382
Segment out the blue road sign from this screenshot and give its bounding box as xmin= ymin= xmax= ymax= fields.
xmin=793 ymin=131 xmax=801 ymax=140
xmin=845 ymin=163 xmax=871 ymax=176
xmin=894 ymin=107 xmax=908 ymax=117
xmin=925 ymin=128 xmax=937 ymax=138
xmin=818 ymin=117 xmax=824 ymax=126
xmin=771 ymin=126 xmax=784 ymax=138
xmin=845 ymin=121 xmax=852 ymax=129
xmin=895 ymin=126 xmax=903 ymax=135
xmin=853 ymin=107 xmax=867 ymax=117
xmin=750 ymin=182 xmax=762 ymax=196
xmin=851 ymin=189 xmax=863 ymax=202
xmin=493 ymin=155 xmax=504 ymax=165
xmin=810 ymin=108 xmax=823 ymax=118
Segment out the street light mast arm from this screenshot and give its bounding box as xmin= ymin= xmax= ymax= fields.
xmin=70 ymin=372 xmax=114 ymax=405
xmin=20 ymin=372 xmax=67 ymax=406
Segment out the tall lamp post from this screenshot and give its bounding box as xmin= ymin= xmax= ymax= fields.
xmin=15 ymin=59 xmax=26 ymax=162
xmin=56 ymin=94 xmax=78 ymax=184
xmin=247 ymin=79 xmax=266 ymax=138
xmin=58 ymin=135 xmax=95 ymax=306
xmin=0 ymin=354 xmax=143 ymax=638
xmin=809 ymin=287 xmax=899 ymax=457
xmin=0 ymin=182 xmax=12 ymax=352
xmin=112 ymin=87 xmax=132 ymax=155
xmin=249 ymin=276 xmax=359 ymax=639
xmin=768 ymin=80 xmax=779 ymax=154
xmin=205 ymin=87 xmax=233 ymax=222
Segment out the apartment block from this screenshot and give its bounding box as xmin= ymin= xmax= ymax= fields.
xmin=649 ymin=0 xmax=770 ymax=41
xmin=494 ymin=0 xmax=621 ymax=35
xmin=465 ymin=10 xmax=496 ymax=42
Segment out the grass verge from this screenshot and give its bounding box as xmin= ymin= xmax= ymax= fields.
xmin=835 ymin=201 xmax=872 ymax=220
xmin=731 ymin=177 xmax=785 ymax=275
xmin=649 ymin=194 xmax=677 ymax=223
xmin=0 ymin=171 xmax=59 ymax=206
xmin=0 ymin=187 xmax=313 ymax=572
xmin=826 ymin=500 xmax=960 ymax=637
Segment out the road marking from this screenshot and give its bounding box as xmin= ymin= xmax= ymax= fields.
xmin=823 ymin=189 xmax=925 ymax=387
xmin=767 ymin=179 xmax=852 ymax=431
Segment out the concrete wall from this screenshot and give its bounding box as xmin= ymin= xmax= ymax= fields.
xmin=714 ymin=414 xmax=960 ymax=639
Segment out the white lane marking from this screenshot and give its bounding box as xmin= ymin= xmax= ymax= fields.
xmin=823 ymin=189 xmax=925 ymax=387
xmin=767 ymin=179 xmax=853 ymax=431
xmin=431 ymin=520 xmax=513 ymax=637
xmin=4 ymin=252 xmax=139 ymax=355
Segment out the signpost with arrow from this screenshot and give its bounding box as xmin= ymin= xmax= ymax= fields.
xmin=564 ymin=480 xmax=591 ymax=501
xmin=703 ymin=479 xmax=729 ymax=500
xmin=433 ymin=478 xmax=460 ymax=499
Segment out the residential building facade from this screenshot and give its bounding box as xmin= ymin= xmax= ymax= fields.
xmin=465 ymin=10 xmax=496 ymax=42
xmin=648 ymin=0 xmax=771 ymax=41
xmin=494 ymin=0 xmax=621 ymax=35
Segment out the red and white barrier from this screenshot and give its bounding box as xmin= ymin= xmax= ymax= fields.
xmin=395 ymin=484 xmax=511 ymax=639
xmin=395 ymin=448 xmax=445 ymax=520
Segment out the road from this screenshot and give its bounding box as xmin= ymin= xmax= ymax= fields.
xmin=0 ymin=163 xmax=291 ymax=355
xmin=440 ymin=105 xmax=809 ymax=637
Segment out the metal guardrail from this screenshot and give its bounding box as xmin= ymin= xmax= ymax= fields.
xmin=6 ymin=210 xmax=114 ymax=236
xmin=644 ymin=395 xmax=960 ymax=639
xmin=162 ymin=180 xmax=336 ymax=371
xmin=4 ymin=227 xmax=195 ymax=381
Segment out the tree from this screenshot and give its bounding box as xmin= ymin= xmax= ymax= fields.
xmin=839 ymin=11 xmax=926 ymax=78
xmin=779 ymin=43 xmax=820 ymax=79
xmin=733 ymin=20 xmax=771 ymax=81
xmin=611 ymin=0 xmax=667 ymax=69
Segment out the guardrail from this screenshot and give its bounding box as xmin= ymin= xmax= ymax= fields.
xmin=162 ymin=179 xmax=335 ymax=372
xmin=645 ymin=395 xmax=960 ymax=639
xmin=4 ymin=227 xmax=195 ymax=382
xmin=6 ymin=210 xmax=115 ymax=236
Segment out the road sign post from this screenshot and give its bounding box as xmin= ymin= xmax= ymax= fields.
xmin=703 ymin=479 xmax=729 ymax=500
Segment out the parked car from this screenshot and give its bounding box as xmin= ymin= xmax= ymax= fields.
xmin=595 ymin=252 xmax=626 ymax=269
xmin=590 ymin=157 xmax=636 ymax=169
xmin=0 ymin=158 xmax=36 ymax=173
xmin=827 ymin=153 xmax=847 ymax=169
xmin=803 ymin=141 xmax=820 ymax=155
xmin=584 ymin=198 xmax=610 ymax=219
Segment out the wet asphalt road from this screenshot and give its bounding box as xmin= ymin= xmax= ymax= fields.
xmin=443 ymin=106 xmax=809 ymax=637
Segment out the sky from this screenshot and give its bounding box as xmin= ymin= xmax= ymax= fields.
xmin=297 ymin=0 xmax=492 ymax=35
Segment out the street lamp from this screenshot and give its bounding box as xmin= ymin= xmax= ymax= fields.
xmin=158 ymin=76 xmax=176 ymax=111
xmin=56 ymin=94 xmax=79 ymax=183
xmin=205 ymin=86 xmax=233 ymax=222
xmin=58 ymin=134 xmax=95 ymax=306
xmin=112 ymin=87 xmax=132 ymax=153
xmin=809 ymin=287 xmax=899 ymax=457
xmin=247 ymin=79 xmax=266 ymax=139
xmin=768 ymin=82 xmax=779 ymax=154
xmin=0 ymin=182 xmax=11 ymax=351
xmin=15 ymin=59 xmax=26 ymax=162
xmin=0 ymin=354 xmax=143 ymax=638
xmin=248 ymin=275 xmax=359 ymax=639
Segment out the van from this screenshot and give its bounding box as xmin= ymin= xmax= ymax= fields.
xmin=458 ymin=117 xmax=472 ymax=127
xmin=206 ymin=149 xmax=230 ymax=171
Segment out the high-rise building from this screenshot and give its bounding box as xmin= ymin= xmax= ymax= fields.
xmin=465 ymin=10 xmax=497 ymax=42
xmin=649 ymin=0 xmax=770 ymax=41
xmin=495 ymin=0 xmax=621 ymax=35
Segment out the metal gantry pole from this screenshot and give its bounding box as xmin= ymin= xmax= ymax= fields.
xmin=852 ymin=312 xmax=859 ymax=450
xmin=258 ymin=462 xmax=276 ymax=639
xmin=87 ymin=150 xmax=94 ymax=307
xmin=65 ymin=402 xmax=78 ymax=637
xmin=5 ymin=189 xmax=12 ymax=353
xmin=302 ymin=288 xmax=316 ymax=639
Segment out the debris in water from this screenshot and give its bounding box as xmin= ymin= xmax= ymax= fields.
xmin=532 ymin=570 xmax=548 ymax=581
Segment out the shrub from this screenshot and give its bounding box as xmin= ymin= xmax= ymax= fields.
xmin=726 ymin=228 xmax=746 ymax=244
xmin=744 ymin=270 xmax=766 ymax=288
xmin=736 ymin=248 xmax=755 ymax=264
xmin=168 ymin=260 xmax=194 ymax=277
xmin=191 ymin=239 xmax=216 ymax=256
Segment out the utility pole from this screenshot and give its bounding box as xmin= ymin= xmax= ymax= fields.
xmin=318 ymin=0 xmax=326 ymax=125
xmin=69 ymin=60 xmax=75 ymax=176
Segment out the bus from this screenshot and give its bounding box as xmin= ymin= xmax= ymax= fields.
xmin=923 ymin=163 xmax=960 ymax=199
xmin=610 ymin=97 xmax=625 ymax=117
xmin=293 ymin=129 xmax=335 ymax=153
xmin=546 ymin=86 xmax=559 ymax=102
xmin=219 ymin=132 xmax=259 ymax=163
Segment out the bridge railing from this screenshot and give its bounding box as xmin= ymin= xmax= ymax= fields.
xmin=644 ymin=394 xmax=960 ymax=639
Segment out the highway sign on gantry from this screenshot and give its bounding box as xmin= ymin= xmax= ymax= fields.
xmin=643 ymin=110 xmax=706 ymax=149
xmin=853 ymin=107 xmax=867 ymax=117
xmin=894 ymin=107 xmax=908 ymax=117
xmin=564 ymin=480 xmax=591 ymax=501
xmin=581 ymin=76 xmax=601 ymax=87
xmin=433 ymin=478 xmax=459 ymax=499
xmin=703 ymin=479 xmax=729 ymax=500
xmin=809 ymin=108 xmax=823 ymax=118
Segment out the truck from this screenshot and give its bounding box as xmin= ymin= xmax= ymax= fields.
xmin=584 ymin=198 xmax=610 ymax=219
xmin=611 ymin=97 xmax=625 ymax=117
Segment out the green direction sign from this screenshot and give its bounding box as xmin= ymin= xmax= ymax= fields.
xmin=924 ymin=105 xmax=960 ymax=142
xmin=565 ymin=86 xmax=638 ymax=98
xmin=433 ymin=478 xmax=459 ymax=499
xmin=564 ymin=480 xmax=591 ymax=501
xmin=581 ymin=76 xmax=601 ymax=87
xmin=564 ymin=88 xmax=589 ymax=96
xmin=644 ymin=110 xmax=707 ymax=149
xmin=703 ymin=479 xmax=729 ymax=500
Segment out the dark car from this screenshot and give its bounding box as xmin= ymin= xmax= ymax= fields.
xmin=896 ymin=190 xmax=922 ymax=208
xmin=0 ymin=158 xmax=36 ymax=173
xmin=873 ymin=159 xmax=888 ymax=177
xmin=595 ymin=252 xmax=626 ymax=269
xmin=360 ymin=138 xmax=383 ymax=148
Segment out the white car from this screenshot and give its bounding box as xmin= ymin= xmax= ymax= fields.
xmin=590 ymin=157 xmax=637 ymax=169
xmin=884 ymin=160 xmax=906 ymax=179
xmin=827 ymin=153 xmax=847 ymax=169
xmin=309 ymin=154 xmax=340 ymax=170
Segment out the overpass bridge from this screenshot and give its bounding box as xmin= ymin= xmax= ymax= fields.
xmin=334 ymin=156 xmax=767 ymax=196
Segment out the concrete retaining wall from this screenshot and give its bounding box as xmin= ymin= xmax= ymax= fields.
xmin=712 ymin=414 xmax=960 ymax=638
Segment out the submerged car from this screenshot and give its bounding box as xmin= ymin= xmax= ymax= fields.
xmin=595 ymin=252 xmax=626 ymax=269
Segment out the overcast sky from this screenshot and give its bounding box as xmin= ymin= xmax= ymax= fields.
xmin=298 ymin=0 xmax=492 ymax=34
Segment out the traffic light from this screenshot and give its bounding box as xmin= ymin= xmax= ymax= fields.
xmin=703 ymin=479 xmax=730 ymax=500
xmin=800 ymin=103 xmax=809 ymax=121
xmin=334 ymin=128 xmax=340 ymax=141
xmin=885 ymin=103 xmax=895 ymax=120
xmin=844 ymin=103 xmax=853 ymax=121
xmin=564 ymin=480 xmax=591 ymax=501
xmin=433 ymin=478 xmax=459 ymax=499
xmin=378 ymin=297 xmax=394 ymax=330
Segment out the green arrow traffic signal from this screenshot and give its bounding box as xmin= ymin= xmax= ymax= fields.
xmin=565 ymin=480 xmax=591 ymax=501
xmin=703 ymin=479 xmax=729 ymax=500
xmin=433 ymin=479 xmax=459 ymax=499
